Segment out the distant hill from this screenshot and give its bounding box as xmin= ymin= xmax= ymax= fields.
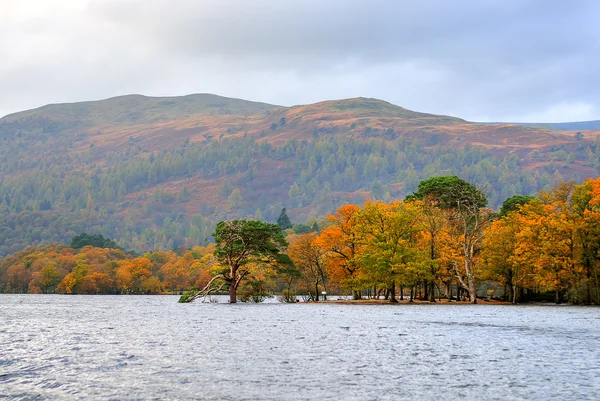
xmin=0 ymin=93 xmax=599 ymax=257
xmin=2 ymin=93 xmax=279 ymax=125
xmin=480 ymin=120 xmax=600 ymax=131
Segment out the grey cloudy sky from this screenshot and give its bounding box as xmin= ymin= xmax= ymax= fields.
xmin=1 ymin=0 xmax=599 ymax=122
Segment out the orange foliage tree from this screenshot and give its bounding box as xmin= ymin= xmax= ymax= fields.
xmin=314 ymin=204 xmax=364 ymax=299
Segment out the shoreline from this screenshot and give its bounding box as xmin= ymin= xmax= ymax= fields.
xmin=313 ymin=298 xmax=511 ymax=305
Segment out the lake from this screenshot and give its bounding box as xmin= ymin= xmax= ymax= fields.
xmin=1 ymin=295 xmax=599 ymax=400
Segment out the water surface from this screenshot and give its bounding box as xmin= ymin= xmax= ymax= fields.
xmin=1 ymin=295 xmax=599 ymax=400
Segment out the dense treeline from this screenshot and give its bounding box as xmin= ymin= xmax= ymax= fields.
xmin=0 ymin=132 xmax=596 ymax=257
xmin=2 ymin=177 xmax=599 ymax=304
xmin=286 ymin=178 xmax=600 ymax=305
xmin=481 ymin=179 xmax=600 ymax=304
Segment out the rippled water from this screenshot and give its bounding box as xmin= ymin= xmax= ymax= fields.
xmin=1 ymin=295 xmax=599 ymax=400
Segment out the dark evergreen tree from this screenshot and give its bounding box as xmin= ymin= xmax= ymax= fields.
xmin=70 ymin=233 xmax=120 ymax=250
xmin=39 ymin=200 xmax=52 ymax=211
xmin=277 ymin=208 xmax=293 ymax=230
xmin=499 ymin=195 xmax=536 ymax=216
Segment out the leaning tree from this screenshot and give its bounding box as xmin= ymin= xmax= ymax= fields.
xmin=180 ymin=219 xmax=292 ymax=303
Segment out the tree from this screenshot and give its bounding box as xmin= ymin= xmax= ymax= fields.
xmin=35 ymin=264 xmax=61 ymax=293
xmin=227 ymin=188 xmax=245 ymax=209
xmin=70 ymin=233 xmax=120 ymax=250
xmin=181 ymin=220 xmax=291 ymax=303
xmin=357 ymin=201 xmax=424 ymax=303
xmin=413 ymin=199 xmax=448 ymax=302
xmin=410 ymin=176 xmax=490 ymax=303
xmin=407 ymin=175 xmax=487 ymax=210
xmin=499 ymin=195 xmax=535 ymax=217
xmin=288 ymin=233 xmax=328 ymax=301
xmin=481 ymin=207 xmax=536 ymax=303
xmin=315 ymin=204 xmax=364 ymax=299
xmin=277 ymin=208 xmax=293 ymax=230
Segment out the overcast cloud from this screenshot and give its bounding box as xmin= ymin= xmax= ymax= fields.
xmin=1 ymin=0 xmax=599 ymax=122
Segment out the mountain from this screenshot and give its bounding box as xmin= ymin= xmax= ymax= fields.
xmin=0 ymin=94 xmax=599 ymax=256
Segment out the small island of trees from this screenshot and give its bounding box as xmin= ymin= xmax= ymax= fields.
xmin=1 ymin=176 xmax=599 ymax=305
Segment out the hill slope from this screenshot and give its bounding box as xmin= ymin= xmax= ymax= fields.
xmin=0 ymin=94 xmax=599 ymax=256
xmin=1 ymin=93 xmax=279 ymax=126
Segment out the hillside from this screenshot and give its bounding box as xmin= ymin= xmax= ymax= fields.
xmin=1 ymin=93 xmax=279 ymax=123
xmin=0 ymin=94 xmax=599 ymax=256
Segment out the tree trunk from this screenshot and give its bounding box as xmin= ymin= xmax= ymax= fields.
xmin=555 ymin=271 xmax=561 ymax=304
xmin=594 ymin=266 xmax=600 ymax=305
xmin=352 ymin=289 xmax=361 ymax=300
xmin=321 ymin=276 xmax=328 ymax=300
xmin=430 ymin=281 xmax=436 ymax=302
xmin=229 ymin=282 xmax=237 ymax=303
xmin=507 ymin=269 xmax=514 ymax=303
xmin=399 ymin=285 xmax=404 ymax=301
xmin=315 ymin=283 xmax=320 ymax=301
xmin=423 ymin=279 xmax=429 ymax=301
xmin=389 ymin=282 xmax=397 ymax=303
xmin=465 ymin=258 xmax=477 ymax=304
xmin=585 ymin=259 xmax=592 ymax=305
xmin=229 ymin=264 xmax=238 ymax=303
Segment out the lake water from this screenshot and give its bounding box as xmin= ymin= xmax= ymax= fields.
xmin=1 ymin=295 xmax=599 ymax=400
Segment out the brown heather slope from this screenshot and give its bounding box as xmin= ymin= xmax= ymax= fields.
xmin=2 ymin=93 xmax=598 ymax=178
xmin=2 ymin=94 xmax=598 ymax=187
xmin=10 ymin=94 xmax=592 ymax=160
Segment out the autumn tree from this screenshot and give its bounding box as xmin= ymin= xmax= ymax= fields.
xmin=571 ymin=179 xmax=600 ymax=304
xmin=315 ymin=204 xmax=364 ymax=299
xmin=357 ymin=201 xmax=424 ymax=302
xmin=481 ymin=205 xmax=536 ymax=303
xmin=409 ymin=176 xmax=491 ymax=303
xmin=410 ymin=199 xmax=448 ymax=301
xmin=288 ymin=233 xmax=327 ymax=301
xmin=30 ymin=264 xmax=61 ymax=293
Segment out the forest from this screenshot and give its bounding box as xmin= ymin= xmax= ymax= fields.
xmin=0 ymin=133 xmax=596 ymax=258
xmin=2 ymin=176 xmax=599 ymax=305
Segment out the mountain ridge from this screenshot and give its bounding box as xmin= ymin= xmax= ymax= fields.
xmin=1 ymin=93 xmax=280 ymax=124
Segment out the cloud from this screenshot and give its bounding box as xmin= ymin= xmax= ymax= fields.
xmin=0 ymin=0 xmax=599 ymax=122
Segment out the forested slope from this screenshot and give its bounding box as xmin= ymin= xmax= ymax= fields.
xmin=0 ymin=94 xmax=599 ymax=256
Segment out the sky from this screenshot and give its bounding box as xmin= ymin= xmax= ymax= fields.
xmin=1 ymin=0 xmax=599 ymax=122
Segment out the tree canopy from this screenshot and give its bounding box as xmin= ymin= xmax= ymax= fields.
xmin=499 ymin=195 xmax=536 ymax=216
xmin=407 ymin=175 xmax=488 ymax=209
xmin=70 ymin=233 xmax=120 ymax=250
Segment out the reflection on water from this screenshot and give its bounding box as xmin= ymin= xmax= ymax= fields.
xmin=1 ymin=295 xmax=599 ymax=400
